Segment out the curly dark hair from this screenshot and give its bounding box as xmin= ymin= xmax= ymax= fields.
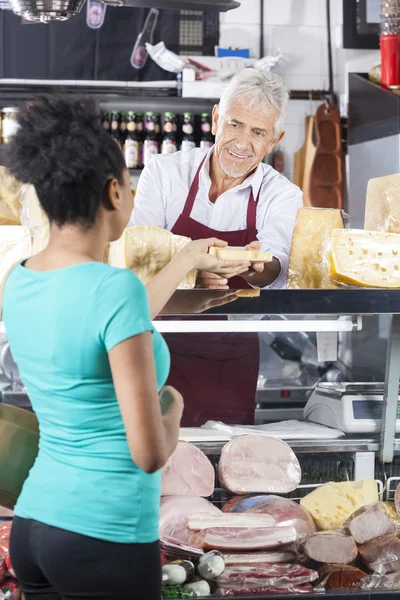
xmin=5 ymin=94 xmax=127 ymax=228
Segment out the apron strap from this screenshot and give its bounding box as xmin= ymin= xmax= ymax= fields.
xmin=246 ymin=186 xmax=261 ymax=230
xmin=182 ymin=155 xmax=208 ymax=219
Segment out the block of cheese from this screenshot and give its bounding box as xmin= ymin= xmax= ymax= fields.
xmin=287 ymin=207 xmax=344 ymax=289
xmin=0 ymin=226 xmax=32 ymax=286
xmin=365 ymin=173 xmax=400 ymax=233
xmin=209 ymin=247 xmax=272 ymax=263
xmin=0 ymin=167 xmax=23 ymax=225
xmin=108 ymin=225 xmax=196 ymax=289
xmin=20 ymin=184 xmax=48 ymax=231
xmin=235 ymin=289 xmax=260 ymax=298
xmin=300 ymin=479 xmax=379 ymax=531
xmin=329 ymin=229 xmax=400 ymax=288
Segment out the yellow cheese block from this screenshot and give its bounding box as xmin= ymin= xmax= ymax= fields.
xmin=235 ymin=289 xmax=261 ymax=298
xmin=300 ymin=479 xmax=379 ymax=531
xmin=329 ymin=229 xmax=400 ymax=288
xmin=0 ymin=167 xmax=23 ymax=225
xmin=0 ymin=226 xmax=32 ymax=286
xmin=287 ymin=207 xmax=344 ymax=289
xmin=365 ymin=173 xmax=400 ymax=233
xmin=209 ymin=247 xmax=272 ymax=263
xmin=108 ymin=225 xmax=196 ymax=289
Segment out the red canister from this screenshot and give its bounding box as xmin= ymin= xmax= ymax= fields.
xmin=381 ymin=33 xmax=400 ymax=87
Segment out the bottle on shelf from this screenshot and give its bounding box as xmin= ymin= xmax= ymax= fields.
xmin=143 ymin=112 xmax=160 ymax=166
xmin=381 ymin=0 xmax=400 ymax=87
xmin=124 ymin=112 xmax=142 ymax=169
xmin=119 ymin=113 xmax=128 ymax=147
xmin=110 ymin=111 xmax=122 ymax=148
xmin=101 ymin=112 xmax=111 ymax=134
xmin=181 ymin=112 xmax=196 ymax=152
xmin=161 ymin=112 xmax=178 ymax=154
xmin=200 ymin=113 xmax=214 ymax=149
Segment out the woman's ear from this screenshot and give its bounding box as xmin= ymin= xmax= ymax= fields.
xmin=104 ymin=178 xmax=122 ymax=211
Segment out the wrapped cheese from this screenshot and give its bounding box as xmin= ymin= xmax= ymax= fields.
xmin=287 ymin=207 xmax=344 ymax=289
xmin=364 ymin=173 xmax=400 ymax=233
xmin=329 ymin=229 xmax=400 ymax=288
xmin=0 ymin=226 xmax=32 ymax=286
xmin=108 ymin=225 xmax=196 ymax=288
xmin=0 ymin=167 xmax=23 ymax=225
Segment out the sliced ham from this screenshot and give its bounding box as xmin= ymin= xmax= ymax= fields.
xmin=216 ymin=584 xmax=314 ymax=596
xmin=222 ymin=551 xmax=296 ymax=566
xmin=187 ymin=512 xmax=275 ymax=532
xmin=160 ymin=496 xmax=220 ymax=545
xmin=301 ymin=531 xmax=358 ymax=564
xmin=222 ymin=494 xmax=316 ymax=539
xmin=193 ymin=525 xmax=297 ymax=551
xmin=216 ymin=564 xmax=319 ymax=588
xmin=162 ymin=441 xmax=215 ymax=497
xmin=218 ymin=435 xmax=301 ymax=495
xmin=344 ymin=502 xmax=395 ymax=544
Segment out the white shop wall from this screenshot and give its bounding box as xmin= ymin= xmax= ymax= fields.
xmin=220 ymin=0 xmax=379 ymax=180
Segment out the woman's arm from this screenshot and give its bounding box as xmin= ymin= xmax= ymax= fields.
xmin=109 ymin=332 xmax=183 ymax=473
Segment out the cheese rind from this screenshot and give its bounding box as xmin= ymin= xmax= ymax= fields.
xmin=209 ymin=247 xmax=272 ymax=262
xmin=300 ymin=479 xmax=379 ymax=531
xmin=108 ymin=225 xmax=196 ymax=289
xmin=287 ymin=208 xmax=344 ymax=289
xmin=0 ymin=226 xmax=32 ymax=286
xmin=329 ymin=229 xmax=400 ymax=288
xmin=365 ymin=173 xmax=400 ymax=233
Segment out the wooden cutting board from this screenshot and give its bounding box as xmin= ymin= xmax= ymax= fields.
xmin=302 ymin=116 xmax=317 ymax=206
xmin=293 ymin=116 xmax=311 ymax=189
xmin=309 ymin=103 xmax=344 ymax=209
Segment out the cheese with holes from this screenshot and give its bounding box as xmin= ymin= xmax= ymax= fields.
xmin=365 ymin=173 xmax=400 ymax=233
xmin=209 ymin=247 xmax=272 ymax=263
xmin=108 ymin=225 xmax=196 ymax=288
xmin=0 ymin=167 xmax=22 ymax=225
xmin=287 ymin=208 xmax=344 ymax=289
xmin=329 ymin=229 xmax=400 ymax=288
xmin=300 ymin=480 xmax=379 ymax=531
xmin=0 ymin=226 xmax=32 ymax=286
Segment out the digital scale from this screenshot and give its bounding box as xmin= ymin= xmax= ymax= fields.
xmin=304 ymin=382 xmax=400 ymax=434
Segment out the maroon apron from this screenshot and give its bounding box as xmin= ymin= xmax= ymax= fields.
xmin=164 ymin=156 xmax=260 ymax=427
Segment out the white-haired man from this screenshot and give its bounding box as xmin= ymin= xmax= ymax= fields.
xmin=131 ymin=69 xmax=303 ymax=427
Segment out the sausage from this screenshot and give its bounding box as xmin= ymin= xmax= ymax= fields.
xmin=301 ymin=531 xmax=358 ymax=564
xmin=344 ymin=503 xmax=395 ymax=544
xmin=359 ymin=533 xmax=400 ymax=573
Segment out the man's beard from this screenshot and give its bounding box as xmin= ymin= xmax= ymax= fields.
xmin=218 ymin=145 xmax=257 ymax=178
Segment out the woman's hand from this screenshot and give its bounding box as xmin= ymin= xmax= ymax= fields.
xmin=181 ymin=238 xmax=251 ymax=276
xmin=160 ymin=385 xmax=184 ymax=419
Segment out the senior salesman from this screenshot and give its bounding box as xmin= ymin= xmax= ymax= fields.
xmin=131 ymin=68 xmax=303 ymax=427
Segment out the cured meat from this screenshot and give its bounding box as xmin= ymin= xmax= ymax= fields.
xmin=359 ymin=533 xmax=400 ymax=573
xmin=344 ymin=503 xmax=395 ymax=544
xmin=301 ymin=531 xmax=358 ymax=564
xmin=395 ymin=481 xmax=400 ymax=516
xmin=218 ymin=436 xmax=301 ymax=495
xmin=162 ymin=441 xmax=215 ymax=497
xmin=216 ymin=564 xmax=319 ymax=589
xmin=160 ymin=496 xmax=220 ymax=545
xmin=187 ymin=513 xmax=275 ymax=532
xmin=222 ymin=494 xmax=316 ymax=539
xmin=222 ymin=551 xmax=296 ymax=566
xmin=193 ymin=525 xmax=297 ymax=552
xmin=318 ymin=564 xmax=366 ymax=590
xmin=216 ymin=584 xmax=314 ymax=596
xmin=361 ymin=571 xmax=400 ymax=590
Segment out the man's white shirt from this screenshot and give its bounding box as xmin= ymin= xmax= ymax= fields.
xmin=131 ymin=147 xmax=302 ymax=289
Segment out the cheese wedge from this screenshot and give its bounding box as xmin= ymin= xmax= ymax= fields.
xmin=235 ymin=289 xmax=260 ymax=298
xmin=287 ymin=207 xmax=344 ymax=289
xmin=329 ymin=229 xmax=400 ymax=288
xmin=108 ymin=225 xmax=196 ymax=289
xmin=300 ymin=480 xmax=379 ymax=531
xmin=365 ymin=173 xmax=400 ymax=233
xmin=0 ymin=167 xmax=23 ymax=225
xmin=209 ymin=247 xmax=272 ymax=262
xmin=0 ymin=226 xmax=32 ymax=286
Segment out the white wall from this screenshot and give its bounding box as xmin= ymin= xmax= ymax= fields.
xmin=220 ymin=0 xmax=379 ymax=180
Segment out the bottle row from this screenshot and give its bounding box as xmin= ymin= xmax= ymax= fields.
xmin=101 ymin=111 xmax=214 ymax=170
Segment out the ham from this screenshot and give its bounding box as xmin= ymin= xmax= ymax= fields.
xmin=187 ymin=512 xmax=275 ymax=532
xmin=359 ymin=533 xmax=400 ymax=574
xmin=222 ymin=551 xmax=296 ymax=566
xmin=301 ymin=531 xmax=358 ymax=564
xmin=218 ymin=435 xmax=301 ymax=495
xmin=160 ymin=496 xmax=220 ymax=545
xmin=162 ymin=441 xmax=215 ymax=497
xmin=216 ymin=564 xmax=319 ymax=588
xmin=216 ymin=584 xmax=314 ymax=596
xmin=222 ymin=494 xmax=316 ymax=539
xmin=193 ymin=525 xmax=297 ymax=551
xmin=344 ymin=503 xmax=396 ymax=544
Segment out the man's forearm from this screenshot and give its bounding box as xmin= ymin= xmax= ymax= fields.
xmin=241 ymin=257 xmax=281 ymax=288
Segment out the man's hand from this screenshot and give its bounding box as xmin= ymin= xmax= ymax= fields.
xmin=240 ymin=241 xmax=281 ymax=287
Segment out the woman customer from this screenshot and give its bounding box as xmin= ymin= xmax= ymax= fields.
xmin=1 ymin=95 xmax=243 ymax=600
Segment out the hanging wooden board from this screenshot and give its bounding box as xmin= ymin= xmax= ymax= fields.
xmin=302 ymin=115 xmax=317 ymax=206
xmin=309 ymin=103 xmax=344 ymax=209
xmin=293 ymin=116 xmax=310 ymax=189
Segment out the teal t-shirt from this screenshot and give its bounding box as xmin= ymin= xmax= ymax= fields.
xmin=2 ymin=262 xmax=170 ymax=543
